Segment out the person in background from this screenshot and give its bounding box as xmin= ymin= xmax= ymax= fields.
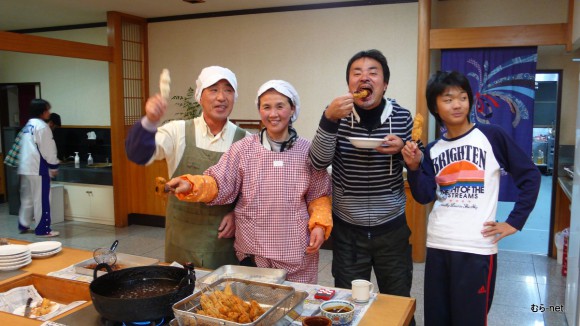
xmin=48 ymin=113 xmax=61 ymax=131
xmin=402 ymin=71 xmax=541 ymax=326
xmin=308 ymin=49 xmax=417 ymax=306
xmin=18 ymin=99 xmax=60 ymax=237
xmin=166 ymin=80 xmax=332 ymax=283
xmin=4 ymin=113 xmax=61 ymax=168
xmin=125 ymin=66 xmax=249 ymax=269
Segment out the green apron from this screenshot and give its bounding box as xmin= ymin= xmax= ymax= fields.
xmin=165 ymin=120 xmax=246 ymax=269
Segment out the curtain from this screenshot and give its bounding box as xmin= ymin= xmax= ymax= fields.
xmin=441 ymin=47 xmax=537 ymax=202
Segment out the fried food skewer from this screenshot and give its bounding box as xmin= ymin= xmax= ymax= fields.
xmin=411 ymin=113 xmax=424 ymax=142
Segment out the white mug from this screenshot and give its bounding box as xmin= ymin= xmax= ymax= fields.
xmin=351 ymin=279 xmax=374 ymax=303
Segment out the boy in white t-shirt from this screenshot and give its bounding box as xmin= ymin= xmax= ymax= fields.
xmin=402 ymin=71 xmax=541 ymax=326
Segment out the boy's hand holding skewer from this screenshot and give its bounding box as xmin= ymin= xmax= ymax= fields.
xmin=402 ymin=113 xmax=424 ymax=170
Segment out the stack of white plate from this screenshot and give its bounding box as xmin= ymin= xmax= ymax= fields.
xmin=28 ymin=241 xmax=62 ymax=259
xmin=0 ymin=244 xmax=32 ymax=271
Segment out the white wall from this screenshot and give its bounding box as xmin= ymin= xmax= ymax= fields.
xmin=0 ymin=27 xmax=110 ymax=126
xmin=148 ymin=4 xmax=419 ymax=140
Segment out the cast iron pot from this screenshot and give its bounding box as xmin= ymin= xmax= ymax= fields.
xmin=89 ymin=263 xmax=196 ymax=322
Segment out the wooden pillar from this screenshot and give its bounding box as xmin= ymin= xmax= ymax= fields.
xmin=107 ymin=12 xmax=149 ymax=227
xmin=407 ymin=0 xmax=432 ymax=263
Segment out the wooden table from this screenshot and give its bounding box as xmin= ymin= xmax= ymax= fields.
xmin=0 ymin=239 xmax=416 ymax=325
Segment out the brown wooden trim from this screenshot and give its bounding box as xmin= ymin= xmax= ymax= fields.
xmin=0 ymin=31 xmax=113 ymax=62
xmin=566 ymin=0 xmax=574 ymax=51
xmin=430 ymin=24 xmax=568 ymax=49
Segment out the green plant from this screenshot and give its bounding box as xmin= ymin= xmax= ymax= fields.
xmin=172 ymin=86 xmax=202 ymax=119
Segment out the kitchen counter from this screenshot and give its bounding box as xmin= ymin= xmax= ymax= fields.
xmin=54 ymin=163 xmax=112 ymax=185
xmin=0 ymin=239 xmax=94 ymax=325
xmin=551 ymin=177 xmax=573 ymax=257
xmin=558 ymin=176 xmax=573 ymax=201
xmin=0 ymin=239 xmax=415 ymax=325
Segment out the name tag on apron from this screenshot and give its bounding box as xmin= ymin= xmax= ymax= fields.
xmin=273 ymin=160 xmax=284 ymax=167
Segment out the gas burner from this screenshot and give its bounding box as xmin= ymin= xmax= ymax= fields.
xmin=123 ymin=318 xmax=167 ymax=326
xmin=101 ymin=316 xmax=168 ymax=326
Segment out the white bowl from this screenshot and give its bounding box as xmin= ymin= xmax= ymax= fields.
xmin=347 ymin=137 xmax=385 ymax=149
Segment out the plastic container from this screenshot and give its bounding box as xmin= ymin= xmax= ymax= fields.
xmin=537 ymin=150 xmax=544 ymax=164
xmin=87 ymin=153 xmax=93 ymax=165
xmin=555 ymin=228 xmax=569 ymax=265
xmin=74 ymin=152 xmax=80 ymax=168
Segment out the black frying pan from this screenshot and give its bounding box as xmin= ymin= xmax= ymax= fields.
xmin=89 ymin=263 xmax=195 ymax=322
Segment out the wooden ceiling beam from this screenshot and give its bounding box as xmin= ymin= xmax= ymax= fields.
xmin=430 ymin=24 xmax=568 ymax=49
xmin=0 ymin=31 xmax=113 ymax=62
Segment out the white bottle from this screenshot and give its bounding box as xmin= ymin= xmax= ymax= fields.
xmin=87 ymin=153 xmax=93 ymax=165
xmin=74 ymin=152 xmax=80 ymax=168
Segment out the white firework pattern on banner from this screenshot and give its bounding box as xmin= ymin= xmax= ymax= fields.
xmin=465 ymin=54 xmax=537 ymax=128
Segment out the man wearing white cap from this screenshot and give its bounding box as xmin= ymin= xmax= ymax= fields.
xmin=126 ymin=66 xmax=248 ymax=268
xmin=165 ymin=80 xmax=333 ymax=283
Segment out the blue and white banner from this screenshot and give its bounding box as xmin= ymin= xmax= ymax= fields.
xmin=442 ymin=47 xmax=538 ymax=202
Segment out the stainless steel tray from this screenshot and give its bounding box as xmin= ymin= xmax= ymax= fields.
xmin=73 ymin=253 xmax=159 ymax=277
xmin=171 ymin=292 xmax=307 ymax=326
xmin=173 ymin=277 xmax=300 ymax=326
xmin=196 ymin=265 xmax=287 ymax=287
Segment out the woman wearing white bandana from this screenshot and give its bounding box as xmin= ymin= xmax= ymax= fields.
xmin=167 ymin=80 xmax=333 ymax=283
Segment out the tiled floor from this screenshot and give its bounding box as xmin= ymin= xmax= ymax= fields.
xmin=0 ymin=203 xmax=569 ymax=325
xmin=498 ymin=174 xmax=553 ymax=254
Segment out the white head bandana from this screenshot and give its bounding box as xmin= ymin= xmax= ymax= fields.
xmin=194 ymin=66 xmax=238 ymax=103
xmin=255 ymin=80 xmax=300 ymax=122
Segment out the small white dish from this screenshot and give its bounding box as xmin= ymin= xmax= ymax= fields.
xmin=31 ymin=247 xmax=62 ymax=259
xmin=0 ymin=256 xmax=31 ymax=267
xmin=0 ymin=244 xmax=30 ymax=257
xmin=28 ymin=241 xmax=62 ymax=253
xmin=347 ymin=137 xmax=386 ymax=149
xmin=0 ymin=258 xmax=32 ymax=271
xmin=0 ymin=251 xmax=31 ymax=262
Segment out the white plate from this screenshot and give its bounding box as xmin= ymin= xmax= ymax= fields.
xmin=0 ymin=256 xmax=31 ymax=267
xmin=13 ymin=302 xmax=60 ymax=318
xmin=0 ymin=251 xmax=31 ymax=262
xmin=31 ymin=247 xmax=62 ymax=259
xmin=347 ymin=137 xmax=387 ymax=149
xmin=0 ymin=244 xmax=30 ymax=257
xmin=0 ymin=258 xmax=32 ymax=271
xmin=28 ymin=241 xmax=62 ymax=253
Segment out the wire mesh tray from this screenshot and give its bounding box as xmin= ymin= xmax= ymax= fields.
xmin=196 ymin=265 xmax=287 ymax=287
xmin=173 ymin=277 xmax=299 ymax=326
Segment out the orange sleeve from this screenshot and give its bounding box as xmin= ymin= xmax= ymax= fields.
xmin=308 ymin=196 xmax=333 ymax=240
xmin=174 ymin=174 xmax=218 ymax=203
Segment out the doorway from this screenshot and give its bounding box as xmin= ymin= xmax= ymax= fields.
xmin=0 ymin=83 xmax=41 ymax=208
xmin=497 ymin=71 xmax=561 ymax=254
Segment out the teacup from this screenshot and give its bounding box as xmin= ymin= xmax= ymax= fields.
xmin=320 ymin=300 xmax=355 ymax=325
xmin=351 ymin=279 xmax=374 ymax=303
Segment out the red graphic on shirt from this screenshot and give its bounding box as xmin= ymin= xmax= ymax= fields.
xmin=478 ymin=285 xmax=487 ymax=294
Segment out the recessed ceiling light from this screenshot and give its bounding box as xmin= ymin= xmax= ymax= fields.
xmin=572 ymin=58 xmax=580 ymax=62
